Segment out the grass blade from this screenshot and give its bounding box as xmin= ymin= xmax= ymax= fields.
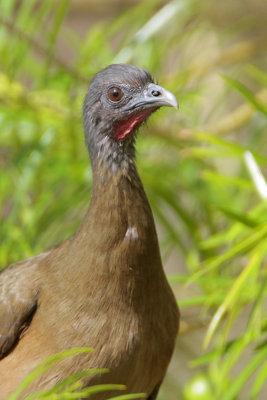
xmin=203 ymin=243 xmax=267 ymax=348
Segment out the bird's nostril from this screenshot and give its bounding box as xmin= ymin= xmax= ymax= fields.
xmin=151 ymin=90 xmax=161 ymax=97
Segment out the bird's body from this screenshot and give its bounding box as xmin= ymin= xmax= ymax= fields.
xmin=0 ymin=65 xmax=179 ymax=399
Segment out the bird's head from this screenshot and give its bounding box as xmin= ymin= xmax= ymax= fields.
xmin=83 ymin=64 xmax=177 ymax=171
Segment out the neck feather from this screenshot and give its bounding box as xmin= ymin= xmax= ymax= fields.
xmin=76 ymin=158 xmax=163 ymax=277
xmin=81 ymin=115 xmax=163 ymax=279
xmin=84 ymin=109 xmax=136 ymax=173
xmin=90 ymin=133 xmax=136 ymax=175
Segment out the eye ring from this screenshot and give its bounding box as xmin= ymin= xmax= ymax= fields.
xmin=108 ymin=87 xmax=123 ymax=102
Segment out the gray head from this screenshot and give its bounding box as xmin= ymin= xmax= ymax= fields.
xmin=83 ymin=64 xmax=177 ymax=171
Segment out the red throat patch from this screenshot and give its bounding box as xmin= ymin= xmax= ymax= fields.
xmin=113 ymin=108 xmax=156 ymax=140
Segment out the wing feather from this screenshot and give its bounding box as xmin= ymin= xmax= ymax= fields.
xmin=0 ymin=252 xmax=49 ymax=358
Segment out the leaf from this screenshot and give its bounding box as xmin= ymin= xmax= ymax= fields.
xmin=192 ymin=223 xmax=267 ymax=281
xmin=203 ymin=243 xmax=267 ymax=348
xmin=222 ymin=75 xmax=267 ymax=118
xmin=201 ymin=170 xmax=253 ymax=191
xmin=246 ymin=64 xmax=267 ymax=87
xmin=251 ymin=360 xmax=267 ymax=399
xmin=193 ymin=132 xmax=267 ymax=166
xmin=24 ymin=369 xmax=109 ymax=399
xmin=221 ymin=346 xmax=267 ymax=400
xmin=108 ymin=394 xmax=147 ymax=400
xmin=216 ymin=205 xmax=260 ymax=227
xmin=8 ymin=348 xmax=93 ymax=400
xmin=66 ymin=384 xmax=126 ymax=398
xmin=244 ymin=151 xmax=267 ymax=200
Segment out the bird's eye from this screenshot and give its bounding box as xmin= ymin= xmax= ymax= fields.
xmin=108 ymin=87 xmax=123 ymax=102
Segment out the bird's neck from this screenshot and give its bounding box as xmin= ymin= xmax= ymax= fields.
xmin=76 ymin=156 xmax=163 ymax=278
xmin=86 ymin=120 xmax=136 ymax=173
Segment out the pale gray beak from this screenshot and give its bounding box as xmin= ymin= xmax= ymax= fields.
xmin=143 ymin=83 xmax=178 ymax=109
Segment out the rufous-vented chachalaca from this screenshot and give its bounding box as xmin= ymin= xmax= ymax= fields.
xmin=0 ymin=64 xmax=179 ymax=400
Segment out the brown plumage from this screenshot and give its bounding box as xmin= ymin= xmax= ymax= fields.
xmin=0 ymin=64 xmax=179 ymax=399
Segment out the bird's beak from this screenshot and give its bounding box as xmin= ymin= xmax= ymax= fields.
xmin=141 ymin=83 xmax=178 ymax=109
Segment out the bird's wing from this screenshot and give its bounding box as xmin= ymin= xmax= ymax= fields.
xmin=0 ymin=251 xmax=49 ymax=358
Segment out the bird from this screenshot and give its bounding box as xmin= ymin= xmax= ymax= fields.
xmin=0 ymin=64 xmax=179 ymax=400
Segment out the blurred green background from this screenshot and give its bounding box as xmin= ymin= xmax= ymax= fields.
xmin=0 ymin=0 xmax=266 ymax=399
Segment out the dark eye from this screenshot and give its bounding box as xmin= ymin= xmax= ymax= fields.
xmin=108 ymin=87 xmax=123 ymax=102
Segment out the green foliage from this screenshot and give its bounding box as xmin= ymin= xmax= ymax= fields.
xmin=0 ymin=0 xmax=266 ymax=399
xmin=7 ymin=347 xmax=145 ymax=400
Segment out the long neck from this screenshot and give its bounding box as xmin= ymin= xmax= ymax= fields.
xmin=76 ymin=156 xmax=163 ymax=278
